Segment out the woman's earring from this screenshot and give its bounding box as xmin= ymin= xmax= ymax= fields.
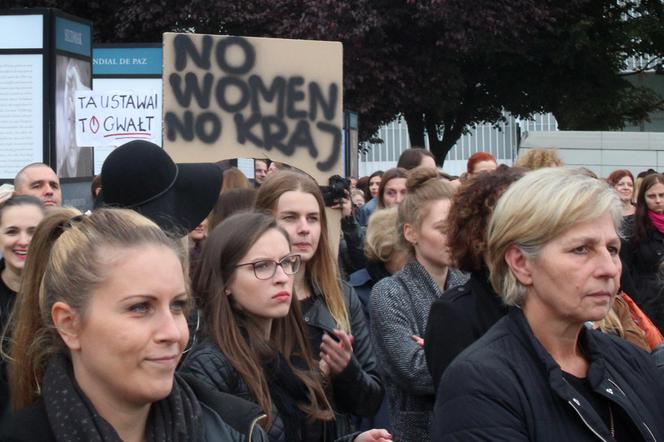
xmin=224 ymin=288 xmax=231 ymax=296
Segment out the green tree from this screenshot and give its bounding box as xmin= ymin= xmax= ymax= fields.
xmin=391 ymin=0 xmax=664 ymax=163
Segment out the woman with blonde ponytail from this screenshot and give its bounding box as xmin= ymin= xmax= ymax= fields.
xmin=254 ymin=171 xmax=384 ymax=434
xmin=4 ymin=208 xmax=268 ymax=441
xmin=369 ymin=167 xmax=467 ymax=442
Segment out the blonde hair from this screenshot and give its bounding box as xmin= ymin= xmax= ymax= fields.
xmin=488 ymin=168 xmax=622 ymax=306
xmin=364 ymin=207 xmax=401 ymax=263
xmin=515 ymin=148 xmax=563 ymax=170
xmin=397 ymin=167 xmax=454 ymax=254
xmin=9 ymin=208 xmax=185 ymax=411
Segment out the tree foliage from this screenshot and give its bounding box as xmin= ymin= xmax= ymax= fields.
xmin=7 ymin=0 xmax=664 ymax=165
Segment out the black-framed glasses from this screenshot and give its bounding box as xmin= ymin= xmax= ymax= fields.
xmin=235 ymin=254 xmax=301 ymax=280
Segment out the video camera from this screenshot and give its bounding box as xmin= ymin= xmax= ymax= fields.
xmin=320 ymin=175 xmax=351 ymax=207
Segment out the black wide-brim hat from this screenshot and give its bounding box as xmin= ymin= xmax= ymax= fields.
xmin=97 ymin=140 xmax=222 ymax=236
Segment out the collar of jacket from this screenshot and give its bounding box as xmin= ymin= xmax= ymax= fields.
xmin=177 ymin=373 xmax=267 ymax=441
xmin=506 ymin=308 xmax=656 ymax=441
xmin=301 ymin=278 xmax=344 ymax=334
xmin=399 ymin=259 xmax=467 ymax=296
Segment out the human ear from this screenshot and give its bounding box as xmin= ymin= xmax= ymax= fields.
xmin=403 ymin=223 xmax=418 ymax=246
xmin=504 ymin=245 xmax=533 ymax=286
xmin=51 ymin=301 xmax=82 ymax=351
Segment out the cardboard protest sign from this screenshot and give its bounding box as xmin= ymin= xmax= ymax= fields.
xmin=75 ymin=90 xmax=161 ymax=147
xmin=162 ymin=33 xmax=343 ymax=184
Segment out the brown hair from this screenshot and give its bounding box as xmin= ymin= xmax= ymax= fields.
xmin=221 ymin=167 xmax=251 ymax=193
xmin=0 ymin=195 xmax=44 ymax=225
xmin=397 ymin=147 xmax=435 ymax=170
xmin=397 ymin=167 xmax=454 ymax=254
xmin=9 ymin=208 xmax=184 ymax=411
xmin=447 ymin=166 xmax=525 ymax=272
xmin=208 ymin=187 xmax=256 ymax=231
xmin=634 ymin=173 xmax=664 ymax=242
xmin=195 ymin=212 xmax=333 ymax=428
xmin=254 ymin=171 xmax=351 ymax=332
xmin=355 ymin=176 xmax=370 ymax=198
xmin=377 ymin=167 xmax=408 ymax=209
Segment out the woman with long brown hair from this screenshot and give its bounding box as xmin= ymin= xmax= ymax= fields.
xmin=622 ymin=173 xmax=664 ymax=331
xmin=254 ymin=171 xmax=384 ymax=433
xmin=180 ymin=212 xmax=389 ymax=442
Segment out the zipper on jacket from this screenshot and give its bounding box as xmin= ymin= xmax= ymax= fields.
xmin=247 ymin=413 xmax=267 ymax=441
xmin=606 ymin=378 xmax=656 ymax=441
xmin=606 ymin=378 xmax=626 ymax=397
xmin=643 ymin=421 xmax=656 ymax=441
xmin=567 ymin=400 xmax=608 ymax=442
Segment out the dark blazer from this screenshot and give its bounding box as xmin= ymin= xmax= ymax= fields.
xmin=424 ymin=270 xmax=508 ymax=392
xmin=433 ymin=308 xmax=664 ymax=441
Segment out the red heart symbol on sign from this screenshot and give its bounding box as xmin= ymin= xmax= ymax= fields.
xmin=90 ymin=116 xmax=100 ymax=134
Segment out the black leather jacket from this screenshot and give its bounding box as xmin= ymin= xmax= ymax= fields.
xmin=303 ymin=280 xmax=384 ymax=419
xmin=179 ymin=342 xmax=362 ymax=442
xmin=180 ymin=342 xmax=288 ymax=442
xmin=182 ymin=373 xmax=269 ymax=442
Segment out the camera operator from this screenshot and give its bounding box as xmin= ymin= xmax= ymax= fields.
xmin=323 ymin=176 xmax=367 ymax=279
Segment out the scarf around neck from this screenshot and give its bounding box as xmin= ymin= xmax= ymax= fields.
xmin=648 ymin=210 xmax=664 ymax=234
xmin=42 ymin=354 xmax=204 ymax=442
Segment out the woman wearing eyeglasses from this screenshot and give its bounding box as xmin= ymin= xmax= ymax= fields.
xmin=254 ymin=171 xmax=384 ymax=436
xmin=179 ymin=212 xmax=391 ymax=442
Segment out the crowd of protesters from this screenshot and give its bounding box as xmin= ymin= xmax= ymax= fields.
xmin=0 ymin=143 xmax=662 ymax=441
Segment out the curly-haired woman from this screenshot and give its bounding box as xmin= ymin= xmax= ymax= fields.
xmin=424 ymin=166 xmax=525 ymax=390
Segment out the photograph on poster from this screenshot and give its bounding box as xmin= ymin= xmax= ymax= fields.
xmin=55 ymin=54 xmax=92 ymax=178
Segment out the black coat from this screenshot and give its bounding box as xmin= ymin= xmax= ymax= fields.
xmin=0 ymin=260 xmax=15 ymax=432
xmin=623 ymin=223 xmax=664 ymax=279
xmin=302 ymin=280 xmax=384 ymax=419
xmin=424 ymin=270 xmax=508 ymax=392
xmin=1 ymin=374 xmax=269 ymax=442
xmin=433 ymin=308 xmax=664 ymax=441
xmin=621 ymin=223 xmax=664 ymax=331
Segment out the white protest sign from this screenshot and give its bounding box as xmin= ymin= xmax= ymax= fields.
xmin=162 ymin=33 xmax=343 ymax=184
xmin=75 ymin=90 xmax=161 ymax=147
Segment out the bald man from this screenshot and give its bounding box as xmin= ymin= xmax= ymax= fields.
xmin=14 ymin=163 xmax=62 ymax=208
